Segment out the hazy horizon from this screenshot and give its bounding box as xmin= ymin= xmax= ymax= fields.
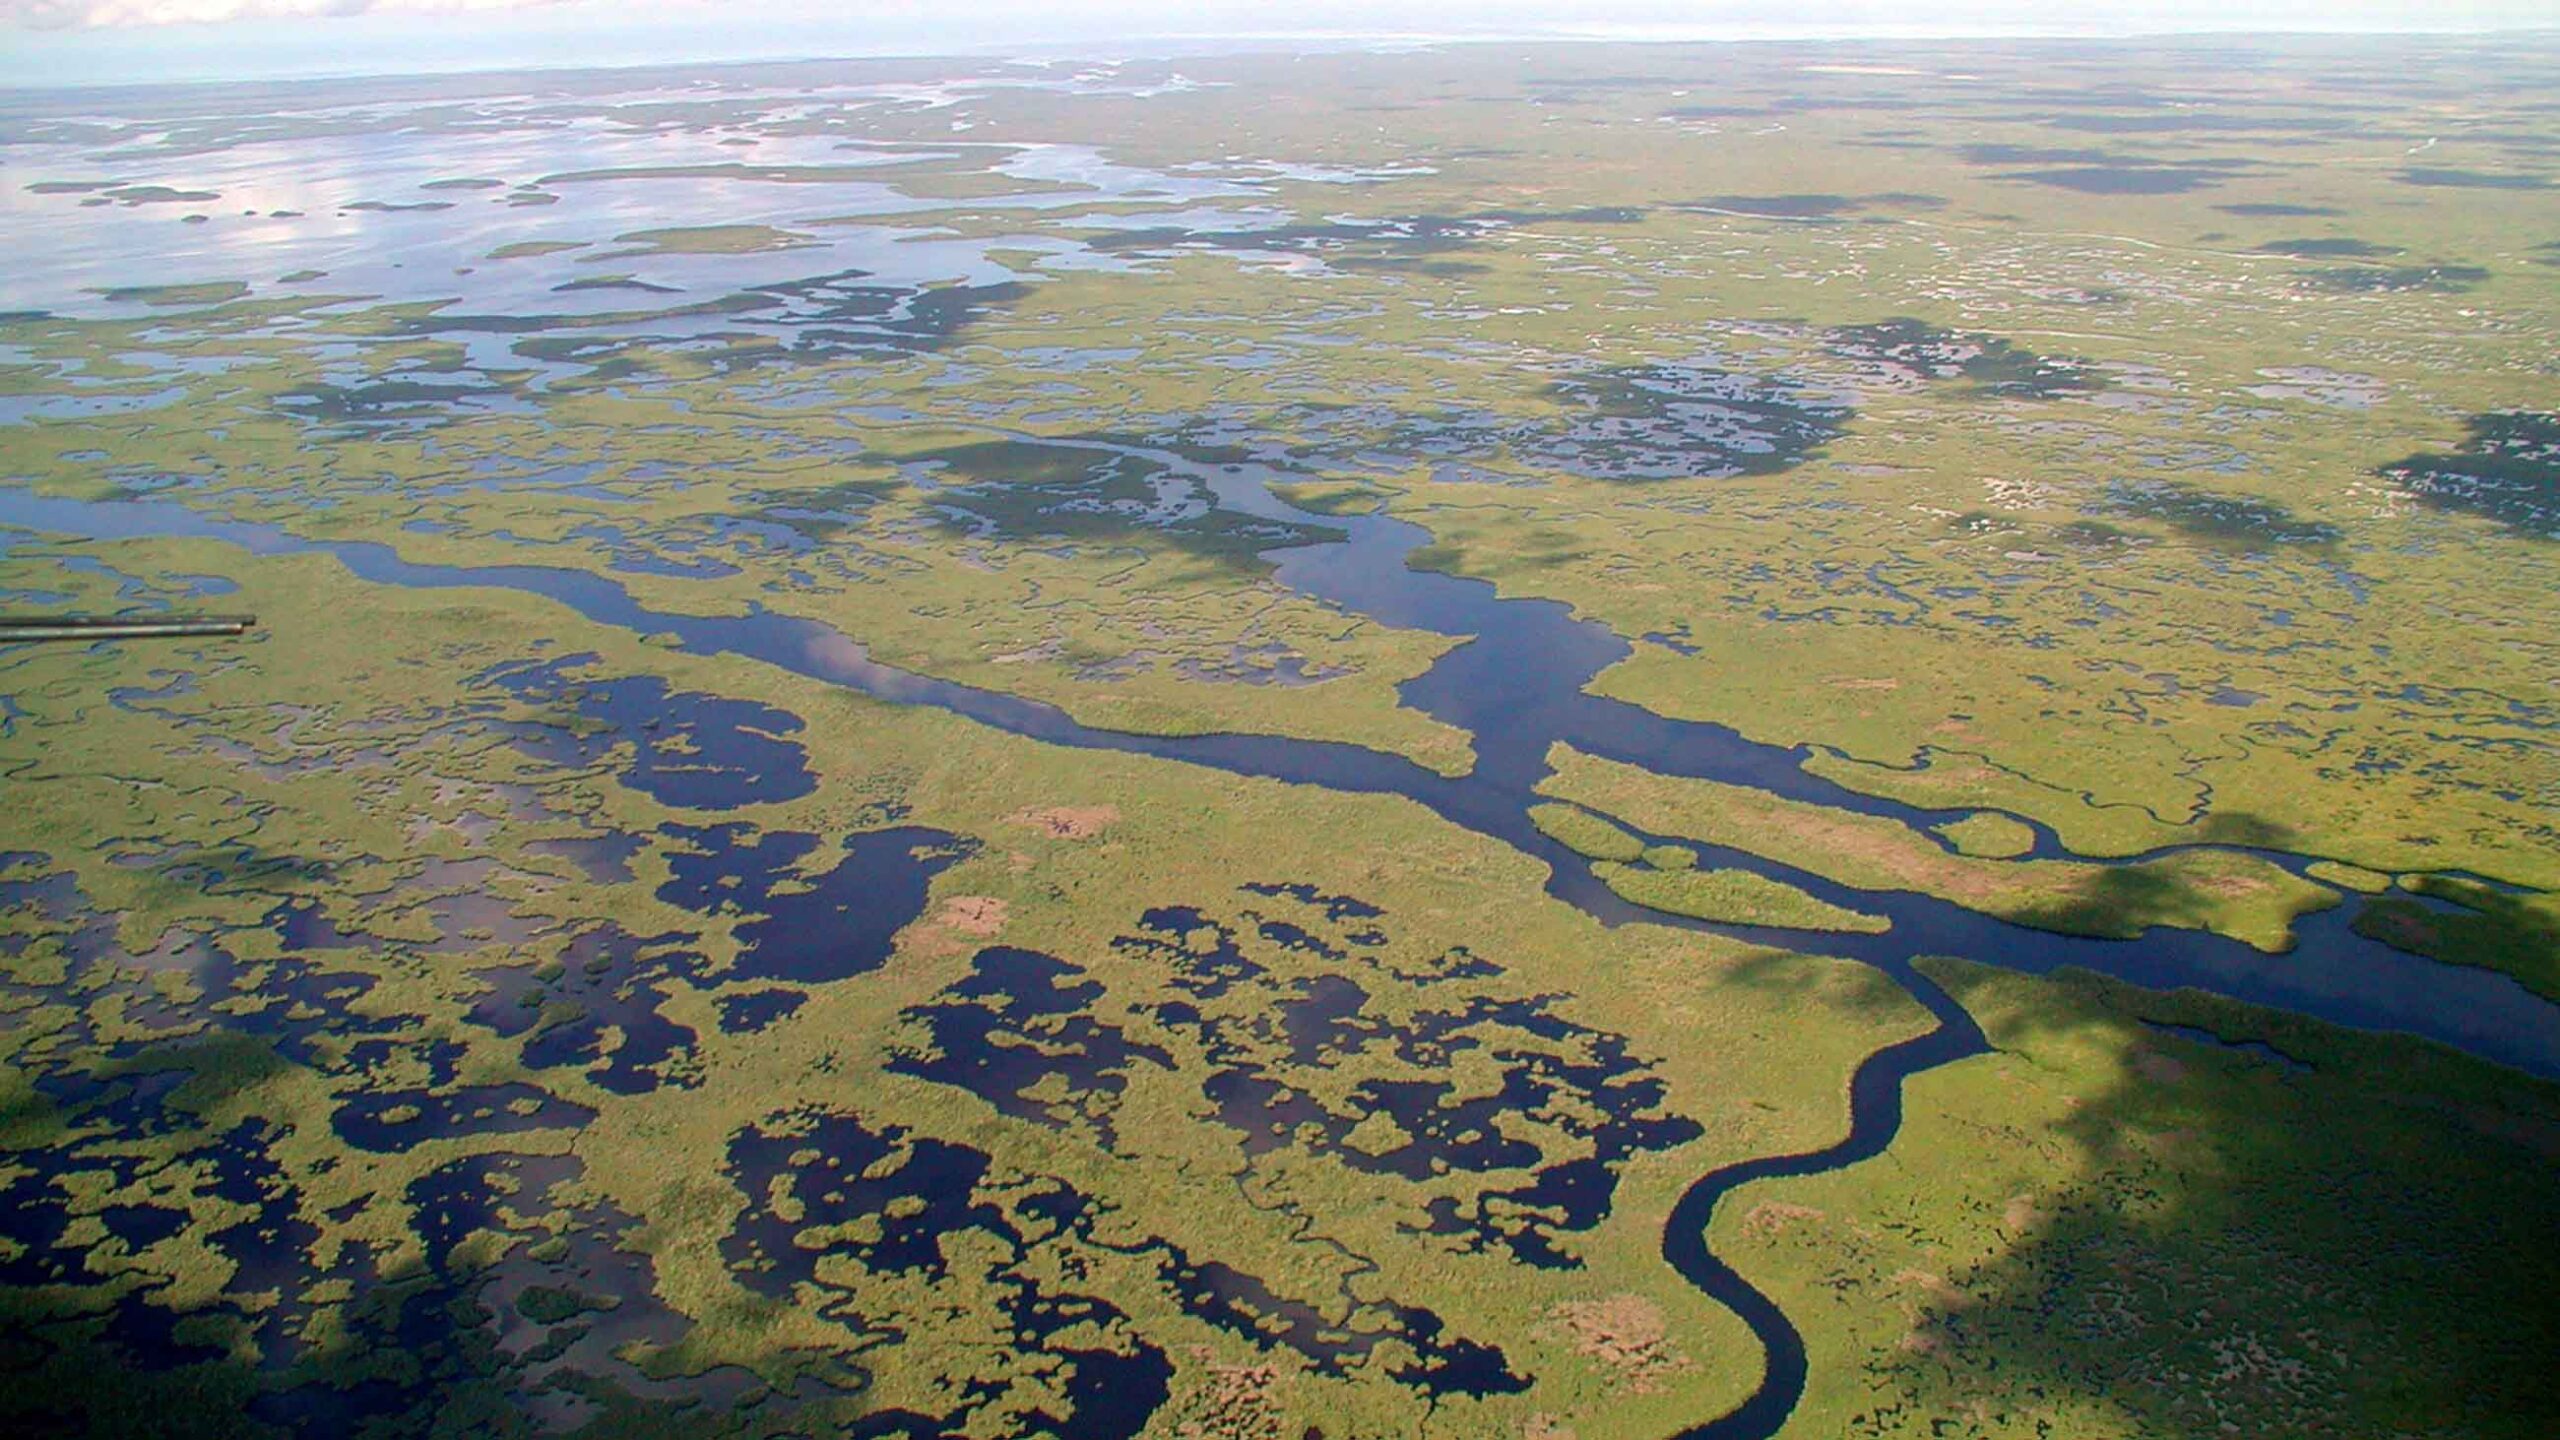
xmin=5 ymin=0 xmax=2557 ymax=89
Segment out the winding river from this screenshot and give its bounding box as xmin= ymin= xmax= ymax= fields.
xmin=4 ymin=454 xmax=2554 ymax=1437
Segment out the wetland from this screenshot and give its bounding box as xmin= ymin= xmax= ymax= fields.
xmin=3 ymin=31 xmax=2557 ymax=1440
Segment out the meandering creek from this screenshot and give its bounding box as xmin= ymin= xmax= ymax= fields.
xmin=4 ymin=463 xmax=2554 ymax=1437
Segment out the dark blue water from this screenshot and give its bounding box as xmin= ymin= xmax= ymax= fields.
xmin=1664 ymin=961 xmax=1987 ymax=1440
xmin=4 ymin=472 xmax=2555 ymax=1439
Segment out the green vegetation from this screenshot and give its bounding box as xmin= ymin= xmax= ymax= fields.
xmin=1 ymin=32 xmax=2554 ymax=1439
xmin=1641 ymin=843 xmax=1697 ymax=871
xmin=1595 ymin=862 xmax=1892 ymax=934
xmin=486 ymin=240 xmax=586 ymax=260
xmin=1934 ymin=811 xmax=2036 ymax=859
xmin=602 ymin=224 xmax=821 ymax=256
xmin=1529 ymin=801 xmax=1648 ymax=862
xmin=2305 ymin=859 xmax=2392 ymax=893
xmin=2355 ymin=876 xmax=2560 ymax=1001
xmin=1718 ymin=959 xmax=2560 ymax=1438
xmin=89 ymin=280 xmax=249 ymax=306
xmin=1270 ymin=480 xmax=1389 ymax=516
xmin=1542 ymin=745 xmax=2341 ymax=952
xmin=0 ymin=530 xmax=1932 ymax=1438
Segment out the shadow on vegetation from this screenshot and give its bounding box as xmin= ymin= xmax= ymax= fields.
xmin=363 ymin=273 xmax=1032 ymax=398
xmin=749 ymin=476 xmax=901 ymax=541
xmin=1336 ymin=255 xmax=1491 ymax=279
xmin=2355 ymin=875 xmax=2560 ymax=1002
xmin=2007 ymin=861 xmax=2221 ymax=944
xmin=1081 ymin=207 xmax=1645 ymax=270
xmin=2253 ymin=236 xmax=2399 ymax=257
xmin=1806 ymin=962 xmax=2560 ymax=1438
xmin=1673 ymin=193 xmax=1944 ymax=219
xmin=901 ymin=436 xmax=1342 ymax=571
xmin=2376 ymin=410 xmax=2560 ymax=540
xmin=273 ymin=377 xmax=527 ymax=427
xmin=2091 ymin=478 xmax=2343 ymax=549
xmin=1956 ymin=144 xmax=2265 ymax=194
xmin=1538 ymin=362 xmax=1850 ymax=481
xmin=2294 ymin=263 xmax=2488 ymax=294
xmin=1827 ymin=318 xmax=2100 ymax=399
xmin=2398 ymin=167 xmax=2553 ymax=190
xmin=2044 ymin=111 xmax=2360 ymax=136
xmin=2001 ymin=166 xmax=2243 ymax=195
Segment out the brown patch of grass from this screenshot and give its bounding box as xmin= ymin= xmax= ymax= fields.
xmin=2001 ymin=1194 xmax=2043 ymax=1235
xmin=1892 ymin=1268 xmax=1975 ymax=1359
xmin=936 ymin=895 xmax=1009 ymax=936
xmin=1783 ymin=807 xmax=2015 ymax=903
xmin=1893 ymin=1268 xmax=1971 ymax=1311
xmin=1551 ymin=1294 xmax=1692 ymax=1394
xmin=902 ymin=896 xmax=1010 ymax=957
xmin=1742 ymin=1200 xmax=1827 ymax=1235
xmin=1171 ymin=1356 xmax=1284 ymax=1440
xmin=1007 ymin=804 xmax=1121 ymax=840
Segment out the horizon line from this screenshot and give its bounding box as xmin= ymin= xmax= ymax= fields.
xmin=7 ymin=22 xmax=2560 ymax=95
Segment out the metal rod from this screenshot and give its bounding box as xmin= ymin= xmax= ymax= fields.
xmin=0 ymin=615 xmax=258 ymax=642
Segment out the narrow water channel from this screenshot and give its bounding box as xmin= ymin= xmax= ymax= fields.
xmin=4 ymin=472 xmax=2553 ymax=1438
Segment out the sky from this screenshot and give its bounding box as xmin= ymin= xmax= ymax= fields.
xmin=2 ymin=0 xmax=2554 ymax=87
